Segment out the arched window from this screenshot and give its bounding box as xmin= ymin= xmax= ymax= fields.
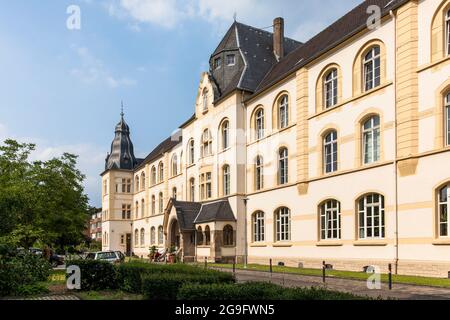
xmin=320 ymin=200 xmax=341 ymax=240
xmin=141 ymin=199 xmax=145 ymax=217
xmin=223 ymin=225 xmax=234 ymax=246
xmin=151 ymin=166 xmax=156 ymax=185
xmin=172 ymin=187 xmax=177 ymax=200
xmin=358 ymin=193 xmax=385 ymax=239
xmin=180 ymin=151 xmax=183 ymax=173
xmin=151 ymin=227 xmax=156 ymax=244
xmin=446 ymin=9 xmax=450 ymax=56
xmin=323 ymin=130 xmax=338 ymax=173
xmin=275 ymin=207 xmax=290 ymax=242
xmin=135 ymin=175 xmax=140 ymax=192
xmin=188 ymin=139 xmax=195 ymax=165
xmin=278 ymin=95 xmax=289 ymax=129
xmin=278 ymin=147 xmax=288 ymax=185
xmin=362 ymin=115 xmax=380 ymax=164
xmin=197 ymin=227 xmax=203 ymax=245
xmin=223 ymin=165 xmax=230 ymax=196
xmin=158 ymin=162 xmax=164 ymax=182
xmin=135 ymin=201 xmax=139 ymax=219
xmin=324 ymin=68 xmax=338 ymax=108
xmin=189 ymin=178 xmax=195 ymax=201
xmin=140 ymin=228 xmax=145 ymax=246
xmin=439 ymin=184 xmax=450 ymax=237
xmin=171 ymin=154 xmax=178 ymax=177
xmin=255 ymin=108 xmax=265 ymax=140
xmin=159 ymin=192 xmax=164 ymax=214
xmin=202 ymin=88 xmax=208 ymax=112
xmin=158 ymin=226 xmax=164 ymax=245
xmin=252 ymin=211 xmax=265 ymax=242
xmin=134 ymin=229 xmax=139 ymax=246
xmin=204 ymin=226 xmax=211 ymax=245
xmin=255 ymin=156 xmax=264 ymax=191
xmin=221 ymin=120 xmax=230 ymax=150
xmin=141 ymin=172 xmax=146 ymax=190
xmin=363 ymin=46 xmax=381 ymax=91
xmin=151 ymin=195 xmax=156 ymax=215
xmin=445 ymin=92 xmax=450 ymax=146
xmin=201 ymin=129 xmax=212 ymax=157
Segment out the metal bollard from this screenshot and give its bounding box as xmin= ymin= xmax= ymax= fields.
xmin=204 ymin=257 xmax=207 ymax=269
xmin=388 ymin=263 xmax=392 ymax=290
xmin=233 ymin=259 xmax=236 ymax=274
xmin=270 ymin=258 xmax=273 ymax=275
xmin=322 ymin=261 xmax=326 ymax=283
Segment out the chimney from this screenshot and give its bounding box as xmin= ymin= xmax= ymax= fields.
xmin=273 ymin=17 xmax=285 ymax=61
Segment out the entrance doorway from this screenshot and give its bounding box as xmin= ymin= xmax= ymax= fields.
xmin=170 ymin=220 xmax=180 ymax=249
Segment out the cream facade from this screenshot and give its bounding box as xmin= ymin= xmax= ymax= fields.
xmin=101 ymin=0 xmax=450 ymax=277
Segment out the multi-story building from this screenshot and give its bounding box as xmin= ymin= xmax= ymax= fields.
xmin=101 ymin=0 xmax=450 ymax=277
xmin=89 ymin=209 xmax=102 ymax=242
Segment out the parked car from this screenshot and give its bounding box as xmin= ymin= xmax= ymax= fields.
xmin=85 ymin=251 xmax=125 ymax=264
xmin=49 ymin=253 xmax=65 ymax=267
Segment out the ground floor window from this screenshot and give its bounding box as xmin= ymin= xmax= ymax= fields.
xmin=358 ymin=193 xmax=385 ymax=239
xmin=320 ymin=200 xmax=341 ymax=240
xmin=439 ymin=184 xmax=450 ymax=237
xmin=275 ymin=207 xmax=290 ymax=241
xmin=158 ymin=226 xmax=164 ymax=245
xmin=252 ymin=211 xmax=265 ymax=242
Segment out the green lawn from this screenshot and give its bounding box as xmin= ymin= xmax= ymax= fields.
xmin=212 ymin=263 xmax=450 ymax=289
xmin=75 ymin=290 xmax=144 ymax=300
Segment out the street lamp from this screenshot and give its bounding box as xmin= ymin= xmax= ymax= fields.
xmin=243 ymin=197 xmax=249 ymax=269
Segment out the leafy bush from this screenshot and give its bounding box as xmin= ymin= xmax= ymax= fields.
xmin=15 ymin=283 xmax=50 ymax=296
xmin=142 ymin=271 xmax=235 ymax=300
xmin=178 ymin=282 xmax=361 ymax=300
xmin=66 ymin=259 xmax=117 ymax=291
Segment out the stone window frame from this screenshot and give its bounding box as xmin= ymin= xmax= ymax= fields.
xmin=362 ymin=115 xmax=381 ymax=165
xmin=430 ymin=1 xmax=450 ymax=62
xmin=274 ymin=207 xmax=291 ymax=242
xmin=322 ymin=129 xmax=338 ymax=174
xmin=171 ymin=153 xmax=178 ymax=177
xmin=319 ymin=199 xmax=341 ymax=241
xmin=357 ymin=193 xmax=385 ymax=240
xmin=252 ymin=211 xmax=265 ymax=242
xmin=254 ymin=155 xmax=264 ymax=191
xmin=278 ymin=147 xmax=289 ymax=185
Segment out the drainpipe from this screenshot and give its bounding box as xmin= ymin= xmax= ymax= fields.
xmin=390 ymin=9 xmax=399 ymax=274
xmin=241 ymin=90 xmax=249 ymax=269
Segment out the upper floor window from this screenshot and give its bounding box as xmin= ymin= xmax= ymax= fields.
xmin=324 ymin=130 xmax=338 ymax=174
xmin=158 ymin=226 xmax=164 ymax=245
xmin=226 ymin=54 xmax=235 ymax=66
xmin=446 ymin=10 xmax=450 ymax=56
xmin=172 ymin=187 xmax=177 ymax=200
xmin=151 ymin=166 xmax=156 ymax=185
xmin=171 ymin=154 xmax=178 ymax=177
xmin=358 ymin=193 xmax=385 ymax=239
xmin=188 ymin=139 xmax=195 ymax=165
xmin=135 ymin=176 xmax=140 ymax=192
xmin=438 ymin=184 xmax=450 ymax=237
xmin=151 ymin=195 xmax=156 ymax=215
xmin=363 ymin=46 xmax=381 ymax=91
xmin=252 ymin=211 xmax=265 ymax=242
xmin=278 ymin=95 xmax=289 ymax=129
xmin=141 ymin=199 xmax=145 ymax=217
xmin=278 ymin=147 xmax=288 ymax=185
xmin=122 ymin=204 xmax=131 ymax=219
xmin=150 ymin=227 xmax=155 ymax=244
xmin=255 ymin=108 xmax=265 ymax=140
xmin=275 ymin=207 xmax=290 ymax=242
xmin=200 ymin=172 xmax=212 ymax=200
xmin=140 ymin=228 xmax=145 ymax=246
xmin=158 ymin=162 xmax=164 ymax=182
xmin=201 ymin=129 xmax=212 ymax=157
xmin=320 ymin=200 xmax=341 ymax=240
xmin=159 ymin=192 xmax=164 ymax=214
xmin=221 ymin=120 xmax=230 ymax=150
xmin=141 ymin=173 xmax=146 ymax=190
xmin=189 ymin=178 xmax=195 ymax=201
xmin=255 ymin=156 xmax=264 ymax=191
xmin=121 ymin=178 xmax=131 ymax=193
xmin=134 ymin=229 xmax=139 ymax=246
xmin=363 ymin=115 xmax=380 ymax=164
xmin=324 ymin=68 xmax=338 ymax=108
xmin=445 ymin=92 xmax=450 ymax=146
xmin=135 ymin=201 xmax=139 ymax=219
xmin=202 ymin=88 xmax=208 ymax=112
xmin=223 ymin=165 xmax=230 ymax=196
xmin=214 ymin=57 xmax=222 ymax=69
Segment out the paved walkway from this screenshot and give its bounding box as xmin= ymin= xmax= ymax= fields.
xmin=212 ymin=267 xmax=450 ymax=300
xmin=5 ymin=294 xmax=80 ymax=301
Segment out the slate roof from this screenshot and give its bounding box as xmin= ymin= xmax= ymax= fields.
xmin=105 ymin=114 xmax=138 ymax=170
xmin=170 ymin=199 xmax=236 ymax=231
xmin=134 ymin=133 xmax=182 ymax=171
xmin=250 ymin=0 xmax=408 ymax=99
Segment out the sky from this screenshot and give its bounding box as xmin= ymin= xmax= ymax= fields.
xmin=0 ymin=0 xmax=361 ymax=207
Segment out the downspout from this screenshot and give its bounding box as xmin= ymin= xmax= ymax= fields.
xmin=241 ymin=89 xmax=249 ymax=269
xmin=390 ymin=9 xmax=399 ymax=275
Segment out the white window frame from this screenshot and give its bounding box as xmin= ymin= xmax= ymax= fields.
xmin=320 ymin=200 xmax=341 ymax=240
xmin=358 ymin=194 xmax=385 ymax=239
xmin=362 ymin=116 xmax=381 ymax=164
xmin=141 ymin=199 xmax=145 ymax=217
xmin=323 ymin=131 xmax=338 ymax=173
xmin=140 ymin=228 xmax=145 ymax=246
xmin=255 ymin=108 xmax=265 ymax=140
xmin=158 ymin=226 xmax=164 ymax=245
xmin=171 ymin=154 xmax=178 ymax=177
xmin=202 ymin=89 xmax=208 ymax=112
xmin=278 ymin=95 xmax=289 ymax=129
xmin=363 ymin=46 xmax=381 ymax=91
xmin=324 ymin=68 xmax=338 ymax=108
xmin=446 ymin=93 xmax=450 ymax=146
xmin=222 ymin=121 xmax=229 ymax=150
xmin=159 ymin=192 xmax=164 ymax=214
xmin=253 ymin=211 xmax=265 ymax=242
xmin=150 ymin=227 xmax=155 ymax=245
xmin=201 ymin=129 xmax=212 ymax=157
xmin=189 ymin=178 xmax=195 ymax=201
xmin=188 ymin=139 xmax=195 ymax=165
xmin=226 ymin=54 xmax=235 ymax=66
xmin=151 ymin=166 xmax=156 ymax=185
xmin=172 ymin=187 xmax=177 ymax=200
xmin=223 ymin=165 xmax=230 ymax=196
xmin=214 ymin=57 xmax=221 ymax=70
xmin=275 ymin=207 xmax=290 ymax=242
xmin=151 ymin=195 xmax=155 ymax=215
xmin=255 ymin=156 xmax=264 ymax=191
xmin=158 ymin=162 xmax=164 ymax=183
xmin=439 ymin=185 xmax=450 ymax=237
xmin=278 ymin=148 xmax=288 ymax=185
xmin=446 ymin=10 xmax=450 ymax=56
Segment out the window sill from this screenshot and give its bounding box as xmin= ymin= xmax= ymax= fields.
xmin=197 ymin=245 xmax=211 ymax=248
xmin=222 ymin=245 xmax=236 ymax=248
xmin=432 ymin=239 xmax=450 ymax=246
xmin=316 ymin=241 xmax=343 ymax=247
xmin=272 ymin=242 xmax=292 ymax=247
xmin=353 ymin=240 xmax=387 ymax=246
xmin=250 ymin=243 xmax=267 ymax=247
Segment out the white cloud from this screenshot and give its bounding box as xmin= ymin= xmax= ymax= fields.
xmin=70 ymin=45 xmax=137 ymax=89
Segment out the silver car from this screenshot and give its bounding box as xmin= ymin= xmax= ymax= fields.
xmin=85 ymin=251 xmax=125 ymax=264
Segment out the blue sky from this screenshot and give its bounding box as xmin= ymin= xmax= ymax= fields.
xmin=0 ymin=0 xmax=361 ymax=207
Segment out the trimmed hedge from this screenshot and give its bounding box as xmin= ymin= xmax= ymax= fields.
xmin=142 ymin=272 xmax=235 ymax=300
xmin=66 ymin=260 xmax=117 ymax=291
xmin=177 ymin=282 xmax=362 ymax=300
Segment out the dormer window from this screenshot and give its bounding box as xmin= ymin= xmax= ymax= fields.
xmin=214 ymin=57 xmax=222 ymax=69
xmin=226 ymin=54 xmax=235 ymax=66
